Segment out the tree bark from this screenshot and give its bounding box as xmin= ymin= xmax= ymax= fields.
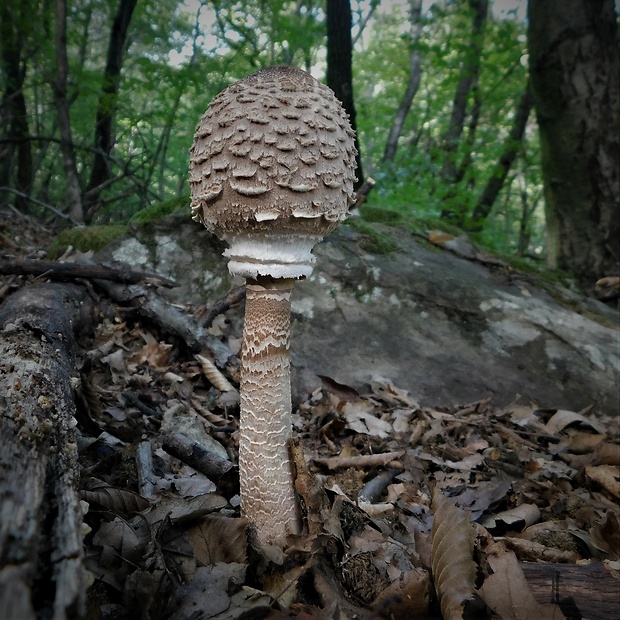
xmin=85 ymin=0 xmax=138 ymax=221
xmin=0 ymin=283 xmax=93 ymax=619
xmin=382 ymin=0 xmax=423 ymax=163
xmin=528 ymin=0 xmax=620 ymax=292
xmin=470 ymin=83 xmax=534 ymax=230
xmin=439 ymin=0 xmax=488 ymax=226
xmin=326 ymin=0 xmax=364 ymax=188
xmin=54 ymin=0 xmax=84 ymax=223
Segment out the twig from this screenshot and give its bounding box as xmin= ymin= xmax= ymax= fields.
xmin=162 ymin=432 xmax=239 ymax=498
xmin=135 ymin=440 xmax=155 ymax=498
xmin=0 ymin=258 xmax=178 ymax=288
xmin=196 ymin=285 xmax=246 ymax=329
xmin=0 ymin=187 xmax=82 ymax=225
xmin=312 ymin=450 xmax=405 ymax=471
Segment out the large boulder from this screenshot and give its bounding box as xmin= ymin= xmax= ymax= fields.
xmin=102 ymin=211 xmax=619 ymax=414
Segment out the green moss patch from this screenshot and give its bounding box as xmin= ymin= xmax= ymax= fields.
xmin=48 ymin=225 xmax=128 ymax=259
xmin=345 ymin=217 xmax=400 ymax=254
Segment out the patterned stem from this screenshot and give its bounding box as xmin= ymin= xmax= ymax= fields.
xmin=239 ymin=277 xmax=301 ymax=547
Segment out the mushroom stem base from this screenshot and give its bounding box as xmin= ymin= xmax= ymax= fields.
xmin=239 ymin=277 xmax=301 ymax=547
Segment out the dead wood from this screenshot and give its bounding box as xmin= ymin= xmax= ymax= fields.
xmin=162 ymin=432 xmax=239 ymax=498
xmin=0 ymin=283 xmax=94 ymax=619
xmin=196 ymin=284 xmax=245 ymax=329
xmin=94 ymin=278 xmax=238 ymax=371
xmin=0 ymin=258 xmax=178 ymax=288
xmin=521 ymin=561 xmax=619 ymax=620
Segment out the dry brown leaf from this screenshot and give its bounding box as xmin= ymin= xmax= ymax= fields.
xmin=145 ymin=493 xmax=228 ymax=525
xmin=478 ymin=547 xmax=566 ymax=619
xmin=81 ymin=485 xmax=150 ymax=515
xmin=594 ymin=442 xmax=620 ymax=466
xmin=585 ymin=464 xmax=620 ymax=499
xmin=187 ymin=514 xmax=248 ymax=565
xmin=431 ymin=491 xmax=476 ymax=620
xmin=544 ymin=409 xmax=605 ymax=435
xmin=195 ymin=353 xmax=237 ymax=392
xmin=131 ymin=341 xmax=172 ymax=368
xmin=590 ymin=510 xmax=620 ymax=558
xmin=372 ymin=568 xmax=429 ymax=620
xmin=342 ymin=400 xmax=392 ymax=438
xmin=169 ymin=563 xmax=247 ymax=620
xmin=93 ymin=517 xmax=147 ymax=567
xmin=481 ymin=503 xmax=540 ymax=533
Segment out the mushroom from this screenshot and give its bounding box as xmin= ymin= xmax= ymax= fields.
xmin=189 ymin=65 xmax=357 ymax=548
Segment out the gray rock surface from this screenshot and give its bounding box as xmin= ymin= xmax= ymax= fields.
xmin=102 ymin=212 xmax=619 ymax=414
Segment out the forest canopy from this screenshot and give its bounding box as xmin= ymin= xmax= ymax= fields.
xmin=1 ymin=0 xmax=618 ymax=293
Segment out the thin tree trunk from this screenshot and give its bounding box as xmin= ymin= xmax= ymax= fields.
xmin=528 ymin=0 xmax=619 ymax=291
xmin=0 ymin=1 xmax=33 ymax=211
xmin=470 ymin=83 xmax=534 ymax=230
xmin=54 ymin=0 xmax=84 ymax=223
xmin=326 ymin=0 xmax=364 ymax=187
xmin=85 ymin=0 xmax=138 ymax=221
xmin=383 ymin=0 xmax=423 ymax=163
xmin=439 ymin=0 xmax=488 ymax=225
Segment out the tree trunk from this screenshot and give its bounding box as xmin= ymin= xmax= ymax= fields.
xmin=0 ymin=283 xmax=93 ymax=619
xmin=470 ymin=83 xmax=534 ymax=230
xmin=0 ymin=1 xmax=33 ymax=211
xmin=85 ymin=0 xmax=138 ymax=221
xmin=383 ymin=0 xmax=423 ymax=163
xmin=54 ymin=0 xmax=84 ymax=223
xmin=326 ymin=0 xmax=364 ymax=188
xmin=439 ymin=0 xmax=488 ymax=225
xmin=528 ymin=0 xmax=620 ymax=292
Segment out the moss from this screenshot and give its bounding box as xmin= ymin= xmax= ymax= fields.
xmin=48 ymin=225 xmax=128 ymax=259
xmin=345 ymin=217 xmax=400 ymax=254
xmin=358 ymin=205 xmax=463 ymax=238
xmin=130 ymin=193 xmax=190 ymax=225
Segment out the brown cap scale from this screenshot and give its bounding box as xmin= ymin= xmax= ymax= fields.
xmin=189 ymin=65 xmax=357 ymax=547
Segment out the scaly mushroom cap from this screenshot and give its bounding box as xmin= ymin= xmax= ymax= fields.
xmin=189 ymin=65 xmax=357 ymax=279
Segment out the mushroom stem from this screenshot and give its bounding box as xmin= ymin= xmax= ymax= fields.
xmin=239 ymin=276 xmax=301 ymax=546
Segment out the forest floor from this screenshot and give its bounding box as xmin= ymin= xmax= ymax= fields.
xmin=1 ymin=206 xmax=619 ymax=620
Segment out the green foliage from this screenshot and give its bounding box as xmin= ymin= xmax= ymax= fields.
xmin=47 ymin=225 xmax=128 ymax=259
xmin=2 ymin=0 xmax=546 ymax=264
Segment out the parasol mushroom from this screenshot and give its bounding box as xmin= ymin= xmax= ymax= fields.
xmin=189 ymin=65 xmax=357 ymax=548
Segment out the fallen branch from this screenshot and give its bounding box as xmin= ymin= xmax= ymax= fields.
xmin=312 ymin=451 xmax=405 ymax=471
xmin=196 ymin=284 xmax=246 ymax=329
xmin=162 ymin=432 xmax=239 ymax=498
xmin=0 ymin=258 xmax=178 ymax=288
xmin=0 ymin=283 xmax=94 ymax=619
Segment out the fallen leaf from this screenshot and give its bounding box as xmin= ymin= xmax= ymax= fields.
xmin=478 ymin=547 xmax=566 ymax=619
xmin=169 ymin=563 xmax=246 ymax=620
xmin=342 ymin=400 xmax=392 ymax=438
xmin=544 ymin=409 xmax=605 ymax=435
xmin=481 ymin=503 xmax=540 ymax=533
xmin=585 ymin=464 xmax=620 ymax=499
xmin=81 ymin=485 xmax=150 ymax=515
xmin=188 ymin=514 xmax=248 ymax=565
xmin=431 ymin=491 xmax=476 ymax=620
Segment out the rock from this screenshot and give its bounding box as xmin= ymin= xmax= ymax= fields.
xmin=100 ymin=211 xmax=619 ymax=413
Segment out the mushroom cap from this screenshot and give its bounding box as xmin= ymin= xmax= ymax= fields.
xmin=189 ymin=65 xmax=357 ymax=279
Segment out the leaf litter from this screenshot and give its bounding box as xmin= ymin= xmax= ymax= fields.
xmin=70 ymin=284 xmax=620 ymax=620
xmin=1 ymin=224 xmax=617 ymax=620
